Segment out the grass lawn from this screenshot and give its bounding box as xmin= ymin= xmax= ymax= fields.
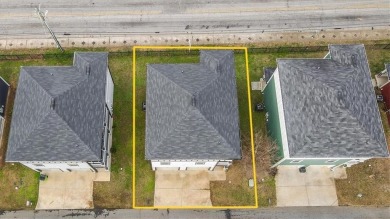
xmin=0 ymin=44 xmax=389 ymax=209
xmin=335 ymin=158 xmax=390 ymax=206
xmin=93 ymin=53 xmax=133 ymax=208
xmin=0 ymin=164 xmax=39 ymax=210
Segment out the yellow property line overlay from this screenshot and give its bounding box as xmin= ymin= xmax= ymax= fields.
xmin=132 ymin=46 xmax=258 ymax=209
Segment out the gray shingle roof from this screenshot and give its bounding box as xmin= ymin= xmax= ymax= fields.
xmin=263 ymin=67 xmax=275 ymax=83
xmin=386 ymin=63 xmax=390 ymax=75
xmin=6 ymin=52 xmax=109 ymax=162
xmin=277 ymin=44 xmax=389 ymax=158
xmin=145 ymin=50 xmax=241 ymax=160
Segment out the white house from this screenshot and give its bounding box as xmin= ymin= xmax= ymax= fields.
xmin=6 ymin=52 xmax=114 ymax=172
xmin=145 ymin=50 xmax=241 ymax=171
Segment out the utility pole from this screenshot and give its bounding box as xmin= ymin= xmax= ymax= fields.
xmin=35 ymin=4 xmax=64 ymax=52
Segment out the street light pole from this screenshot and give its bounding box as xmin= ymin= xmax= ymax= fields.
xmin=35 ymin=4 xmax=64 ymax=52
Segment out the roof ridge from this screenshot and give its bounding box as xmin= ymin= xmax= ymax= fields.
xmin=52 ymin=74 xmax=96 ymax=154
xmin=17 ymin=111 xmax=97 ymax=161
xmin=202 ymin=50 xmax=231 ymax=61
xmin=23 ymin=68 xmax=53 ymax=98
xmin=193 ymin=73 xmax=218 ymax=95
xmin=286 ymin=63 xmax=343 ymax=94
xmin=150 ymin=99 xmax=194 ymax=153
xmin=11 ymin=72 xmax=52 ymax=157
xmin=195 ymin=107 xmax=235 ymax=153
xmin=54 ymin=67 xmax=88 ymax=98
xmin=52 ymin=110 xmax=96 ymax=157
xmin=52 ymin=57 xmax=101 ymax=155
xmin=148 ymin=64 xmax=194 ymax=96
xmin=287 ymin=66 xmax=385 ymax=156
xmin=74 ymin=52 xmax=107 ymax=62
xmin=55 ymin=62 xmax=91 ymax=97
xmin=294 ymin=108 xmax=378 ymax=156
xmin=193 ymin=58 xmax=224 ymax=94
xmin=23 ymin=66 xmax=87 ymax=98
xmin=150 ymin=108 xmax=235 ymax=159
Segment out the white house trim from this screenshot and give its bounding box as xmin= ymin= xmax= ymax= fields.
xmin=271 ymin=157 xmax=286 ymax=168
xmin=261 ymin=73 xmax=275 ymax=92
xmin=274 ymin=68 xmax=290 ymax=158
xmin=0 ymin=76 xmax=10 ymax=86
xmin=105 ymin=69 xmax=114 ymax=115
xmin=151 ymin=160 xmax=232 ymax=171
xmin=271 ymin=157 xmax=370 ymax=168
xmin=278 ymin=157 xmax=370 ymax=160
xmin=21 ymin=161 xmax=95 ymax=172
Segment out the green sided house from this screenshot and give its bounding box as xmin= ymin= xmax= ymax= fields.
xmin=263 ymin=44 xmax=389 ymax=168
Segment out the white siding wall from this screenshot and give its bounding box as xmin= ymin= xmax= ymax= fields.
xmin=105 ymin=69 xmax=114 ymax=115
xmin=21 ymin=162 xmax=94 ymax=172
xmin=151 ymin=160 xmax=232 ymax=170
xmin=0 ymin=117 xmax=4 ymax=137
xmin=274 ymin=68 xmax=290 ymax=158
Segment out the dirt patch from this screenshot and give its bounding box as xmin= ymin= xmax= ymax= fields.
xmin=210 ymin=133 xmax=255 ymax=206
xmin=335 ymin=158 xmax=390 ymax=206
xmin=254 ymin=131 xmax=278 ymax=207
xmin=93 ymin=169 xmax=132 ymax=209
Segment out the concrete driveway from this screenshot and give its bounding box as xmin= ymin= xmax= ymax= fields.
xmin=154 ymin=169 xmax=225 ymax=207
xmin=275 ymin=166 xmax=347 ymax=207
xmin=36 ymin=171 xmax=110 ymax=210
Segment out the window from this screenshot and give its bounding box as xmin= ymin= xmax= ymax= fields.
xmin=290 ymin=160 xmax=303 ymax=163
xmin=68 ymin=163 xmax=79 ymax=167
xmin=325 ymin=160 xmax=338 ymax=163
xmin=195 ymin=161 xmax=206 ymax=165
xmin=160 ymin=161 xmax=170 ymax=165
xmin=33 ymin=163 xmax=44 ymax=167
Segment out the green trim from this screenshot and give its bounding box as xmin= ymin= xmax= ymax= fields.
xmin=279 ymin=159 xmax=353 ymax=166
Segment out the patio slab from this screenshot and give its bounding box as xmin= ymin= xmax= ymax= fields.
xmin=307 ymin=186 xmax=338 ymax=206
xmin=154 ymin=189 xmax=182 ymax=206
xmin=36 ymin=171 xmax=103 ymax=210
xmin=154 ymin=170 xmax=213 ymax=207
xmin=305 ymin=166 xmax=334 ymax=186
xmin=332 ymin=166 xmax=348 ymax=179
xmin=181 ymin=189 xmax=212 ymax=206
xmin=182 ymin=171 xmax=210 ymax=189
xmin=275 ymin=166 xmax=306 ymax=187
xmin=276 ymin=186 xmax=309 ymax=206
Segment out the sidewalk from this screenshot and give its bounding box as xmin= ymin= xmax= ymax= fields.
xmin=0 ymin=27 xmax=388 ymax=50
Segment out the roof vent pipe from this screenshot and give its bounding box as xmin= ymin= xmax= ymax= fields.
xmin=86 ymin=64 xmax=90 ymax=76
xmin=50 ymin=98 xmax=55 ymax=109
xmin=191 ymin=95 xmax=196 ymax=107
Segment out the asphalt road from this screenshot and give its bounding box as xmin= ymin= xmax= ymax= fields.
xmin=0 ymin=0 xmax=389 ymax=39
xmin=1 ymin=207 xmax=389 ymax=219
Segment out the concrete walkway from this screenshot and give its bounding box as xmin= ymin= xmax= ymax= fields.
xmin=276 ymin=166 xmax=347 ymax=207
xmin=36 ymin=171 xmax=110 ymax=210
xmin=154 ymin=169 xmax=225 ymax=207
